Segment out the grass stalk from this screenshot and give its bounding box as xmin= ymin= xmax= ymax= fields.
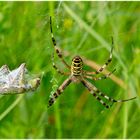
xmin=0 ymin=95 xmax=24 ymax=121
xmin=123 ymin=102 xmax=128 ymax=138
xmin=54 ymin=102 xmax=62 ymax=138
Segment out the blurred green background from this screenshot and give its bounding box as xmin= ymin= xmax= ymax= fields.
xmin=0 ymin=1 xmax=139 ymax=138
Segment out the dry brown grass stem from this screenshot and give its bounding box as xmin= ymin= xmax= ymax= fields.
xmin=82 ymin=57 xmax=127 ymax=90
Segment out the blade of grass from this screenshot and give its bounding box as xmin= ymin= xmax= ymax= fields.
xmin=122 ymin=69 xmax=137 ymax=138
xmin=76 ymin=16 xmax=98 ymax=51
xmin=95 ymin=103 xmax=121 ymax=138
xmin=54 ymin=102 xmax=62 ymax=138
xmin=123 ymin=101 xmax=128 ymax=138
xmin=122 ymin=72 xmax=128 ymax=138
xmin=0 ymin=95 xmax=24 ymax=121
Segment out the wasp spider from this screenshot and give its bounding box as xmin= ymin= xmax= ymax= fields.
xmin=48 ymin=16 xmax=136 ymax=109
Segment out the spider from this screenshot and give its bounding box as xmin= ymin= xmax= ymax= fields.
xmin=48 ymin=16 xmax=136 ymax=109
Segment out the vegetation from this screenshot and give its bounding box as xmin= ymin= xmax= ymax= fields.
xmin=0 ymin=1 xmax=139 ymax=138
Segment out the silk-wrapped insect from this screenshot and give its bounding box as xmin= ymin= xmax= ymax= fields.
xmin=0 ymin=63 xmax=40 ymax=94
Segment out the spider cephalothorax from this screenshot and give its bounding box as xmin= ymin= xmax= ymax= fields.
xmin=48 ymin=16 xmax=136 ymax=108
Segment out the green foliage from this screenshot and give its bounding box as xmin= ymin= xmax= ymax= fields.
xmin=0 ymin=1 xmax=139 ymax=138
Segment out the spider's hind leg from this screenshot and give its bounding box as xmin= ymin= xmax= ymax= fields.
xmin=81 ymin=79 xmax=136 ymax=109
xmin=81 ymin=79 xmax=111 ymax=109
xmin=97 ymin=92 xmax=136 ymax=103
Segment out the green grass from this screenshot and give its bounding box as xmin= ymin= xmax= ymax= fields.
xmin=0 ymin=1 xmax=139 ymax=138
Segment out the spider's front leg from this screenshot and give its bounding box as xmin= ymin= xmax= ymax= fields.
xmin=84 ymin=68 xmax=116 ymax=81
xmin=50 ymin=16 xmax=70 ymax=70
xmin=85 ymin=37 xmax=114 ymax=76
xmin=48 ymin=76 xmax=72 ymax=107
xmin=95 ymin=37 xmax=114 ymax=74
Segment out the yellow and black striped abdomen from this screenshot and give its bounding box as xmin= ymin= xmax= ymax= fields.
xmin=71 ymin=56 xmax=83 ymax=76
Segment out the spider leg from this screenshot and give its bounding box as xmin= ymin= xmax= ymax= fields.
xmin=81 ymin=79 xmax=136 ymax=109
xmin=84 ymin=71 xmax=96 ymax=75
xmin=51 ymin=53 xmax=70 ymax=76
xmin=48 ymin=76 xmax=72 ymax=107
xmin=84 ymin=69 xmax=116 ymax=81
xmin=50 ymin=16 xmax=70 ymax=69
xmin=95 ymin=37 xmax=114 ymax=74
xmin=98 ymin=92 xmax=136 ymax=103
xmin=81 ymin=79 xmax=110 ymax=108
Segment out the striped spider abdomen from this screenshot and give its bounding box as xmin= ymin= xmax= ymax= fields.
xmin=71 ymin=56 xmax=83 ymax=76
